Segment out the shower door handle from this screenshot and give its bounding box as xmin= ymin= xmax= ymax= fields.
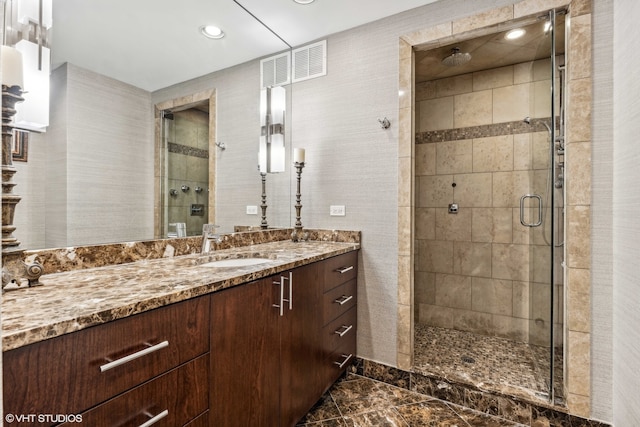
xmin=519 ymin=194 xmax=542 ymax=227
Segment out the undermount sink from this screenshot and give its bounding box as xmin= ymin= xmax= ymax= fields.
xmin=200 ymin=258 xmax=272 ymax=268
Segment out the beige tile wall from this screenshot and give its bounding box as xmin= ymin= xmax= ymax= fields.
xmin=564 ymin=2 xmax=593 ymax=417
xmin=414 ymin=59 xmax=561 ymax=345
xmin=398 ymin=0 xmax=592 ymax=417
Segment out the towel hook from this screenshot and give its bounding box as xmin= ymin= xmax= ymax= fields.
xmin=378 ymin=117 xmax=391 ymax=129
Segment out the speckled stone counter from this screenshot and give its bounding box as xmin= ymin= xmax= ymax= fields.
xmin=2 ymin=237 xmax=360 ymax=352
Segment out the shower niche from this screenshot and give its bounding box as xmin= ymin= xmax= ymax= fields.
xmin=412 ymin=10 xmax=566 ymax=404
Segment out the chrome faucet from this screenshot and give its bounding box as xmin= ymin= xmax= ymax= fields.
xmin=201 ymin=224 xmax=222 ymax=253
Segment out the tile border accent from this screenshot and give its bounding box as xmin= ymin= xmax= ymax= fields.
xmin=352 ymin=358 xmax=610 ymax=427
xmin=416 ymin=117 xmax=556 ymax=144
xmin=167 ymin=141 xmax=209 ymax=159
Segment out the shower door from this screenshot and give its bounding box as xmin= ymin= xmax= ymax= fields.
xmin=521 ymin=9 xmax=565 ymax=402
xmin=412 ymin=8 xmax=565 ymax=404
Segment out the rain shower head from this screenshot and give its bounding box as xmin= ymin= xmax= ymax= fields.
xmin=442 ymin=47 xmax=471 ymax=67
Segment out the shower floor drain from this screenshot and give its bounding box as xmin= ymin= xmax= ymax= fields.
xmin=461 ymin=356 xmax=476 ymax=364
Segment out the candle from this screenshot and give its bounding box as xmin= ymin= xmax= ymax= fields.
xmin=294 ymin=148 xmax=305 ymax=163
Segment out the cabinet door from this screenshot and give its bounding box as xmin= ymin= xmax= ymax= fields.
xmin=210 ymin=278 xmax=280 ymax=427
xmin=279 ymin=262 xmax=323 ymax=427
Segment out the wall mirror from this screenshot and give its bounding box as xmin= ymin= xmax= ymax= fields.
xmin=9 ymin=0 xmax=295 ymax=250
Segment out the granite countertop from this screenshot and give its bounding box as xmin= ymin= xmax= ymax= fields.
xmin=2 ymin=240 xmax=359 ymax=351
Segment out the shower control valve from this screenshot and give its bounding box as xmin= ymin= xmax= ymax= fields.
xmin=448 ymin=203 xmax=459 ymax=214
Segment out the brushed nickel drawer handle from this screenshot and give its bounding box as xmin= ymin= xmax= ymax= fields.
xmin=273 ymin=276 xmax=285 ymax=316
xmin=139 ymin=409 xmax=169 ymax=427
xmin=334 ymin=324 xmax=353 ymax=337
xmin=333 ymin=353 xmax=353 ymax=369
xmin=285 ymin=272 xmax=293 ymax=311
xmin=336 ymin=266 xmax=354 ymax=274
xmin=334 ymin=295 xmax=353 ymax=305
xmin=100 ymin=341 xmax=169 ymax=372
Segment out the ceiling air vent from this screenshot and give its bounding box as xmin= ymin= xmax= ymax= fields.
xmin=260 ymin=51 xmax=291 ymax=88
xmin=292 ymin=40 xmax=327 ymax=83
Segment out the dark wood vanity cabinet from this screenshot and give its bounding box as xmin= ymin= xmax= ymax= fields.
xmin=210 ymin=251 xmax=358 ymax=427
xmin=210 ymin=274 xmax=282 ymax=426
xmin=210 ymin=261 xmax=324 ymax=427
xmin=2 ymin=249 xmax=358 ymax=427
xmin=3 ymin=296 xmax=210 ymax=427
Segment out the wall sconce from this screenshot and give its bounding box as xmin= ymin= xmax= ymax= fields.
xmin=14 ymin=40 xmax=49 ymax=132
xmin=258 ymin=86 xmax=286 ymax=173
xmin=4 ymin=0 xmax=52 ymax=132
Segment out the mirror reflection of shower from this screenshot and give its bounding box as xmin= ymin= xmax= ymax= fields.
xmin=161 ymin=103 xmax=211 ymax=237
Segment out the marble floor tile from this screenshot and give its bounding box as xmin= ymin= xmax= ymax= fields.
xmin=298 ymin=393 xmax=343 ymax=424
xmin=398 ymin=400 xmax=526 ymax=426
xmin=344 ymin=408 xmax=408 ymax=426
xmin=298 ymin=375 xmax=524 ymax=427
xmin=329 ymin=376 xmax=429 ymax=417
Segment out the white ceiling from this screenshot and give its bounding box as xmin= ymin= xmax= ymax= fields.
xmin=52 ymin=0 xmax=441 ymax=92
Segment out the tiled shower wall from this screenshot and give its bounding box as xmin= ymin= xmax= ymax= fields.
xmin=165 ymin=109 xmax=210 ymax=237
xmin=414 ymin=59 xmax=563 ymax=346
xmin=399 ymin=0 xmax=594 ymax=417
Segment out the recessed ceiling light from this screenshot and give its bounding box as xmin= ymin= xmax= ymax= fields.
xmin=293 ymin=0 xmax=315 ymax=4
xmin=200 ymin=25 xmax=225 ymax=39
xmin=505 ymin=28 xmax=526 ymax=40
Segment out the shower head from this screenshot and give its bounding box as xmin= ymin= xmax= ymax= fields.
xmin=442 ymin=47 xmax=471 ymax=67
xmin=523 ymin=117 xmax=531 ymax=125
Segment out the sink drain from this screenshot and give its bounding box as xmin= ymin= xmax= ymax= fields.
xmin=461 ymin=355 xmax=475 ymax=364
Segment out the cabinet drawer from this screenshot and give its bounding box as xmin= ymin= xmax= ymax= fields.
xmin=324 ymin=335 xmax=357 ymax=385
xmin=60 ymin=354 xmax=209 ymax=427
xmin=322 ymin=306 xmax=357 ymax=354
xmin=323 ymin=279 xmax=357 ymax=324
xmin=3 ymin=296 xmax=210 ymax=419
xmin=185 ymin=411 xmax=209 ymax=427
xmin=323 ymin=251 xmax=358 ymax=292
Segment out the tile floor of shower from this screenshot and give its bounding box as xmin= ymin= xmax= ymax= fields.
xmin=298 ymin=324 xmax=564 ymax=426
xmin=413 ymin=324 xmax=563 ymax=403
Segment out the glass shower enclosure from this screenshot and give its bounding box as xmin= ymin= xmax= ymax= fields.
xmin=413 ymin=9 xmax=566 ymax=403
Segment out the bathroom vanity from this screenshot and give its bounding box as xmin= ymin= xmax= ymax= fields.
xmin=2 ymin=236 xmax=359 ymax=427
xmin=211 ymin=250 xmax=357 ymax=426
